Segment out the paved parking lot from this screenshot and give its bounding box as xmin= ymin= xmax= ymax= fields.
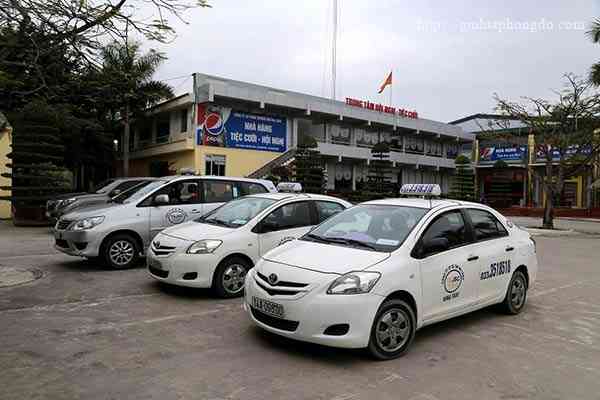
xmin=1 ymin=220 xmax=600 ymax=400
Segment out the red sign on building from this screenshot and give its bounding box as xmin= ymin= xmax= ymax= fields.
xmin=345 ymin=97 xmax=418 ymax=119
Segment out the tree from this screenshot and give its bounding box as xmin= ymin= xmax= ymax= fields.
xmin=293 ymin=134 xmax=325 ymax=193
xmin=449 ymin=155 xmax=475 ymax=201
xmin=494 ymin=74 xmax=600 ymax=228
xmin=98 ymin=41 xmax=174 ymax=176
xmin=587 ymin=19 xmax=600 ymax=86
xmin=363 ymin=142 xmax=394 ymax=200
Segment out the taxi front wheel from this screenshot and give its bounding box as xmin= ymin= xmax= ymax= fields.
xmin=212 ymin=256 xmax=251 ymax=298
xmin=500 ymin=270 xmax=528 ymax=314
xmin=102 ymin=234 xmax=139 ymax=269
xmin=367 ymin=299 xmax=416 ymax=360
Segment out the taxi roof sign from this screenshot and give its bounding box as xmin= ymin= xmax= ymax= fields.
xmin=277 ymin=182 xmax=303 ymax=193
xmin=399 ymin=184 xmax=441 ymax=197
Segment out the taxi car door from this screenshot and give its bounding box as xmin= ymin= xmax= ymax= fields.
xmin=464 ymin=208 xmax=514 ymax=304
xmin=255 ymin=200 xmax=315 ymax=257
xmin=148 ymin=180 xmax=203 ymax=238
xmin=415 ymin=210 xmax=479 ymax=323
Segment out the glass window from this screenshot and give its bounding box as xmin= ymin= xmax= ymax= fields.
xmin=151 ymin=180 xmax=201 ymax=205
xmin=305 ymin=205 xmax=427 ymax=252
xmin=239 ymin=182 xmax=268 ymax=196
xmin=197 ymin=197 xmax=277 ymax=228
xmin=156 ymin=114 xmax=170 ymax=143
xmin=467 ymin=209 xmax=508 ymax=241
xmin=122 ymin=180 xmax=168 ymax=204
xmin=203 ymin=180 xmax=234 ymax=203
xmin=180 ymin=109 xmax=188 ymax=133
xmin=420 ymin=211 xmax=468 ymax=254
xmin=262 ymin=201 xmax=312 ymax=231
xmin=109 ymin=180 xmax=143 ymax=197
xmin=205 ymin=154 xmax=226 ymax=176
xmin=315 ymin=201 xmax=345 ymax=223
xmin=93 ymin=179 xmax=116 ymax=193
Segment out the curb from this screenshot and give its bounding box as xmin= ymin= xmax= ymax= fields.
xmin=520 ymin=226 xmax=578 ymax=237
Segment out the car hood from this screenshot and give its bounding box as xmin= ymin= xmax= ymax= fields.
xmin=160 ymin=221 xmax=237 ymax=241
xmin=50 ymin=192 xmax=90 ymax=201
xmin=61 ymin=202 xmax=124 ymax=220
xmin=262 ymin=239 xmax=390 ymax=275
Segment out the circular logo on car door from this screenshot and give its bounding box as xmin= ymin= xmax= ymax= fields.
xmin=166 ymin=208 xmax=187 ymax=225
xmin=442 ymin=264 xmax=464 ymax=293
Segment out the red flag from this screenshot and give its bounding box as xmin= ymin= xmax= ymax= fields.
xmin=378 ymin=71 xmax=392 ymax=94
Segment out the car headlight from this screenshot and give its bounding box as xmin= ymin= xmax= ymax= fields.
xmin=327 ymin=271 xmax=381 ymax=295
xmin=58 ymin=198 xmax=77 ymax=208
xmin=187 ymin=240 xmax=223 ymax=254
xmin=70 ymin=216 xmax=105 ymax=231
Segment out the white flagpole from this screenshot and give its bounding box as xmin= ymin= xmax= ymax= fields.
xmin=389 ymin=69 xmax=393 ymax=107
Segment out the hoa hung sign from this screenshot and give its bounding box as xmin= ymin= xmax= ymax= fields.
xmin=479 ymin=146 xmax=527 ymax=163
xmin=196 ymin=104 xmax=286 ymax=152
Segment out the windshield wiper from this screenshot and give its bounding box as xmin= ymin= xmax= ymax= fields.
xmin=317 ymin=236 xmax=378 ymax=251
xmin=305 ymin=233 xmax=329 ymax=243
xmin=202 ymin=218 xmax=234 ymax=228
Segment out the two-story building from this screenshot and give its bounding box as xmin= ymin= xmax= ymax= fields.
xmin=117 ymin=73 xmax=473 ymax=193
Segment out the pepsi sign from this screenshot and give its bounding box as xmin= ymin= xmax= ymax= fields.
xmin=197 ymin=104 xmax=287 ymax=152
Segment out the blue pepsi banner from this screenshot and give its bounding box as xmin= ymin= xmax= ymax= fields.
xmin=479 ymin=146 xmax=527 ymax=163
xmin=196 ymin=104 xmax=286 ymax=152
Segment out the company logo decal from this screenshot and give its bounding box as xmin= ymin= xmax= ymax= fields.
xmin=268 ymin=273 xmax=279 ymax=285
xmin=166 ymin=208 xmax=187 ymax=225
xmin=441 ymin=264 xmax=464 ymax=302
xmin=481 ymin=260 xmax=511 ymax=280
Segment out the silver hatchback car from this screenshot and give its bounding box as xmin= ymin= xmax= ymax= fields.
xmin=53 ymin=175 xmax=276 ymax=268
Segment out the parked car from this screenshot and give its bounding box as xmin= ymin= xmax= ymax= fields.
xmin=147 ymin=187 xmax=351 ymax=297
xmin=245 ymin=184 xmax=538 ymax=360
xmin=46 ymin=177 xmax=157 ymax=223
xmin=53 ymin=176 xmax=277 ymax=269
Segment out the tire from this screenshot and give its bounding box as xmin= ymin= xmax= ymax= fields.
xmin=102 ymin=234 xmax=140 ymax=269
xmin=367 ymin=299 xmax=416 ymax=360
xmin=500 ymin=270 xmax=528 ymax=315
xmin=212 ymin=256 xmax=251 ymax=298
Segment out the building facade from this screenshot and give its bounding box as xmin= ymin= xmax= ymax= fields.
xmin=451 ymin=114 xmax=597 ymax=208
xmin=118 ymin=74 xmax=473 ymax=193
xmin=0 ymin=114 xmax=12 ymax=219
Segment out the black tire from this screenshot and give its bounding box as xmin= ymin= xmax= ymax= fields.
xmin=102 ymin=234 xmax=140 ymax=269
xmin=367 ymin=299 xmax=416 ymax=360
xmin=212 ymin=256 xmax=251 ymax=298
xmin=500 ymin=270 xmax=528 ymax=315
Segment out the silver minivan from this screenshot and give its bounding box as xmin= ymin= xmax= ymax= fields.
xmin=53 ymin=175 xmax=277 ymax=268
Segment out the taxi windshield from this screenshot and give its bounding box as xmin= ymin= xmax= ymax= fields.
xmin=118 ymin=180 xmax=167 ymax=204
xmin=303 ymin=204 xmax=428 ymax=252
xmin=196 ymin=197 xmax=277 ymax=228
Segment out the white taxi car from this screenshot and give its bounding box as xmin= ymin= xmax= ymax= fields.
xmin=245 ymin=184 xmax=538 ymax=360
xmin=147 ymin=187 xmax=351 ymax=297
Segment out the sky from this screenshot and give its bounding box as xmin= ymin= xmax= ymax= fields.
xmin=141 ymin=0 xmax=600 ymax=122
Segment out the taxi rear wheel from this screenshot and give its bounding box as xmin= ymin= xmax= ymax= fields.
xmin=212 ymin=257 xmax=251 ymax=298
xmin=501 ymin=270 xmax=528 ymax=314
xmin=367 ymin=299 xmax=416 ymax=360
xmin=102 ymin=234 xmax=139 ymax=269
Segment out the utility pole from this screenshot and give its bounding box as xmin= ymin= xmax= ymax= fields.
xmin=331 ymin=0 xmax=337 ymax=101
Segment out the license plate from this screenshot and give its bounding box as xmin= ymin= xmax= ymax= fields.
xmin=252 ymin=296 xmax=284 ymax=319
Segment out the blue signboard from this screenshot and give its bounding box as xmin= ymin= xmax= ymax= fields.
xmin=479 ymin=146 xmax=527 ymax=163
xmin=535 ymin=145 xmax=592 ymax=161
xmin=196 ymin=104 xmax=286 ymax=152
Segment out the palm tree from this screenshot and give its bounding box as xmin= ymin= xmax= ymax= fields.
xmin=587 ymin=18 xmax=600 ymax=85
xmin=100 ymin=41 xmax=174 ymax=176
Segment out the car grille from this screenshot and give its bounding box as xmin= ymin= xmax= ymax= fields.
xmin=149 ymin=266 xmax=169 ymax=278
xmin=56 ymin=219 xmax=72 ymax=230
xmin=256 ymin=271 xmax=308 ymax=288
xmin=151 ymin=241 xmax=177 ymax=257
xmin=250 ymin=306 xmax=299 ymax=332
xmin=255 ymin=280 xmax=301 ymax=296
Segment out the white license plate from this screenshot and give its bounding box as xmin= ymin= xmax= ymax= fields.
xmin=252 ymin=296 xmax=284 ymax=319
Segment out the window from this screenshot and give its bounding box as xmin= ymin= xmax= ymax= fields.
xmin=262 ymin=201 xmax=312 ymax=231
xmin=156 ymin=114 xmax=170 ymax=143
xmin=315 ymin=201 xmax=345 ymax=223
xmin=305 ymin=205 xmax=427 ymax=252
xmin=108 ymin=180 xmax=144 ymax=197
xmin=203 ymin=180 xmax=234 ymax=203
xmin=197 ymin=197 xmax=277 ymax=228
xmin=205 ymin=154 xmax=226 ymax=176
xmin=152 ymin=180 xmax=201 ymax=205
xmin=467 ymin=209 xmax=508 ymax=241
xmin=420 ymin=210 xmax=468 ymax=256
xmin=180 ymin=109 xmax=188 ymax=133
xmin=239 ymin=182 xmax=268 ymax=196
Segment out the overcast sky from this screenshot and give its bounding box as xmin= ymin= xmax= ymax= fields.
xmin=147 ymin=0 xmax=599 ymax=122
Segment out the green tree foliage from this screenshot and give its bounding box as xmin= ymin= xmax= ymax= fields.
xmin=587 ymin=19 xmax=600 ymax=85
xmin=449 ymin=155 xmax=475 ymax=201
xmin=363 ymin=142 xmax=395 ymax=200
xmin=293 ymin=134 xmax=325 ymax=194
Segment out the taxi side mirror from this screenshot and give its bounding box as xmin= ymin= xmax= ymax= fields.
xmin=154 ymin=194 xmax=170 ymax=205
